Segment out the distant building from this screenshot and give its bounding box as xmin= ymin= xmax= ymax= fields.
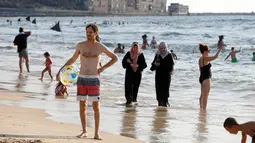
xmin=93 ymin=0 xmax=109 ymax=13
xmin=137 ymin=0 xmax=167 ymax=13
xmin=84 ymin=0 xmax=93 ymax=11
xmin=126 ymin=0 xmax=138 ymax=12
xmin=168 ymin=3 xmax=189 ymax=16
xmin=109 ymin=0 xmax=127 ymax=13
xmin=92 ymin=0 xmax=167 ymax=15
xmin=155 ymin=0 xmax=167 ymax=13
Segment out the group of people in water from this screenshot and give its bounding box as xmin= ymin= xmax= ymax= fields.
xmin=13 ymin=24 xmax=255 ymax=142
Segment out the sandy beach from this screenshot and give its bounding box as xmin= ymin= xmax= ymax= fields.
xmin=0 ymin=90 xmax=144 ymax=143
xmin=1 ymin=16 xmax=255 ymax=143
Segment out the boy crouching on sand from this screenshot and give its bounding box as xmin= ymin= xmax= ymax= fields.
xmin=224 ymin=117 xmax=255 ymax=143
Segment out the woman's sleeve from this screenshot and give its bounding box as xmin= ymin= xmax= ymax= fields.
xmin=122 ymin=52 xmax=131 ymax=69
xmin=138 ymin=53 xmax=147 ymax=71
xmin=150 ymin=54 xmax=158 ymax=71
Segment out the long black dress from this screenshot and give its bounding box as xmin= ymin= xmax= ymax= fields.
xmin=150 ymin=53 xmax=174 ymax=107
xmin=122 ymin=52 xmax=147 ymax=104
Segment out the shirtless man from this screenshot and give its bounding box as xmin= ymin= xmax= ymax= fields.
xmin=224 ymin=117 xmax=255 ymax=143
xmin=224 ymin=47 xmax=241 ymax=63
xmin=56 ymin=24 xmax=118 ymax=140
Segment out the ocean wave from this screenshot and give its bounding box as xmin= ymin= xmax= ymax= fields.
xmin=247 ymin=38 xmax=255 ymax=45
xmin=229 ymin=18 xmax=253 ymax=22
xmin=202 ymin=34 xmax=212 ymax=38
xmin=0 ymin=46 xmax=15 ymax=50
xmin=243 ymin=26 xmax=254 ymax=30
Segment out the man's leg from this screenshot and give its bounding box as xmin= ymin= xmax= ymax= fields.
xmin=77 ymin=101 xmax=88 ymax=138
xmin=19 ymin=57 xmax=23 ymax=73
xmin=24 ymin=57 xmax=30 ymax=73
xmin=92 ymin=101 xmax=102 ymax=140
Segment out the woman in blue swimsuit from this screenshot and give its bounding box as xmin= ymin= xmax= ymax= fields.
xmin=199 ymin=44 xmax=222 ymax=110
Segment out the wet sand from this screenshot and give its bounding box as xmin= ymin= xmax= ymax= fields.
xmin=0 ymin=91 xmax=144 ymax=143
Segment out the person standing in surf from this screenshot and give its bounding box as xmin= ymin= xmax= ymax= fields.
xmin=56 ymin=24 xmax=118 ymax=140
xmin=142 ymin=34 xmax=149 ymax=49
xmin=122 ymin=42 xmax=147 ymax=106
xmin=150 ymin=42 xmax=174 ymax=107
xmin=198 ymin=44 xmax=222 ymax=110
xmin=218 ymin=35 xmax=226 ymax=51
xmin=150 ymin=36 xmax=157 ymax=49
xmin=224 ymin=47 xmax=241 ymax=63
xmin=13 ymin=27 xmax=31 ymax=74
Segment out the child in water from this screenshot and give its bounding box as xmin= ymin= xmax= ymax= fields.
xmin=223 ymin=117 xmax=255 ymax=143
xmin=40 ymin=52 xmax=53 ymax=80
xmin=252 ymin=52 xmax=255 ymax=61
xmin=55 ymin=82 xmax=69 ymax=97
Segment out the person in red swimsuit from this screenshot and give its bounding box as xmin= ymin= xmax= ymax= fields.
xmin=40 ymin=52 xmax=53 ymax=80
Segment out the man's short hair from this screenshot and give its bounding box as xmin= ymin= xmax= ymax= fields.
xmin=223 ymin=117 xmax=238 ymax=128
xmin=19 ymin=27 xmax=23 ymax=32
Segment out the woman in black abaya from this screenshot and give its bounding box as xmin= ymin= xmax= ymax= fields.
xmin=150 ymin=42 xmax=174 ymax=107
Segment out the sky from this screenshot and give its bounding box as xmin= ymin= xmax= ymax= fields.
xmin=167 ymin=0 xmax=255 ymax=13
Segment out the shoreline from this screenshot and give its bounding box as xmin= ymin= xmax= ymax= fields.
xmin=0 ymin=90 xmax=144 ymax=143
xmin=0 ymin=8 xmax=255 ymax=17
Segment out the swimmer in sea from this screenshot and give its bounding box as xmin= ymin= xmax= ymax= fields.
xmin=150 ymin=36 xmax=157 ymax=49
xmin=224 ymin=47 xmax=241 ymax=63
xmin=252 ymin=52 xmax=255 ymax=61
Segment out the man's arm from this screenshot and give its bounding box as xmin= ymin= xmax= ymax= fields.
xmin=235 ymin=50 xmax=241 ymax=53
xmin=241 ymin=131 xmax=247 ymax=143
xmin=224 ymin=54 xmax=230 ymax=61
xmin=13 ymin=36 xmax=17 ymax=46
xmin=56 ymin=44 xmax=80 ymax=81
xmin=25 ymin=31 xmax=31 ymax=37
xmin=99 ymin=44 xmax=118 ymax=73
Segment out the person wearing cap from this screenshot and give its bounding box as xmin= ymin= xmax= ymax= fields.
xmin=13 ymin=27 xmax=31 ymax=73
xmin=150 ymin=42 xmax=174 ymax=107
xmin=122 ymin=42 xmax=147 ymax=106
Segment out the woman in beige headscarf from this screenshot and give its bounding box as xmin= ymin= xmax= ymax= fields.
xmin=122 ymin=42 xmax=147 ymax=106
xmin=150 ymin=42 xmax=174 ymax=107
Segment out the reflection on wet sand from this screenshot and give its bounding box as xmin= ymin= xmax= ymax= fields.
xmin=42 ymin=81 xmax=53 ymax=96
xmin=194 ymin=110 xmax=208 ymax=143
xmin=16 ymin=73 xmax=28 ymax=89
xmin=150 ymin=107 xmax=169 ymax=143
xmin=120 ymin=107 xmax=137 ymax=139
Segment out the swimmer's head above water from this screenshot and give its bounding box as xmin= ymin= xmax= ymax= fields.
xmin=219 ymin=35 xmax=224 ymax=40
